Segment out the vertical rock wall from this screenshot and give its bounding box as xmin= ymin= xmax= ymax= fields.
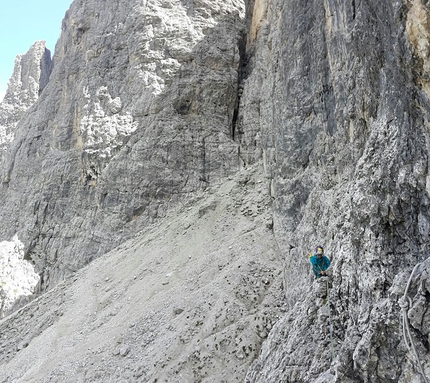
xmin=2 ymin=0 xmax=430 ymax=381
xmin=240 ymin=0 xmax=430 ymax=381
xmin=0 ymin=0 xmax=246 ymax=290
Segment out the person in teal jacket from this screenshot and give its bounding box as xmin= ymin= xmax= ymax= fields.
xmin=309 ymin=245 xmax=330 ymax=278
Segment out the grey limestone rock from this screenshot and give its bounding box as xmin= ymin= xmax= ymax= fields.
xmin=0 ymin=164 xmax=286 ymax=382
xmin=0 ymin=41 xmax=52 ymax=161
xmin=0 ymin=0 xmax=246 ymax=290
xmin=2 ymin=0 xmax=430 ymax=382
xmin=242 ymin=0 xmax=430 ymax=382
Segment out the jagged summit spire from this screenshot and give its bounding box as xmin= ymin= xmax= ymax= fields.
xmin=2 ymin=40 xmax=52 ymax=106
xmin=0 ymin=40 xmax=53 ymax=161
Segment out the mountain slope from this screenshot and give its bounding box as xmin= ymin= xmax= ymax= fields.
xmin=0 ymin=164 xmax=285 ymax=382
xmin=241 ymin=0 xmax=430 ymax=381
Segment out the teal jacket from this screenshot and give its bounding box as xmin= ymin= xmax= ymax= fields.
xmin=309 ymin=254 xmax=330 ymax=278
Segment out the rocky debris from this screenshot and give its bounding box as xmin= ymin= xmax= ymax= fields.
xmin=0 ymin=164 xmax=286 ymax=382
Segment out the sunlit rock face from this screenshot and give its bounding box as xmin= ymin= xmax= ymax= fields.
xmin=0 ymin=0 xmax=246 ymax=290
xmin=0 ymin=236 xmax=40 ymax=316
xmin=2 ymin=0 xmax=430 ymax=381
xmin=0 ymin=41 xmax=52 ymax=160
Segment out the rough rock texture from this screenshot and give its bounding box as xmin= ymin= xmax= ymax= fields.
xmin=0 ymin=0 xmax=245 ymax=290
xmin=0 ymin=236 xmax=40 ymax=316
xmin=2 ymin=0 xmax=430 ymax=382
xmin=0 ymin=165 xmax=285 ymax=382
xmin=241 ymin=0 xmax=430 ymax=382
xmin=0 ymin=41 xmax=52 ymax=160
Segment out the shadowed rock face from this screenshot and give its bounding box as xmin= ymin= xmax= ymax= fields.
xmin=2 ymin=0 xmax=430 ymax=381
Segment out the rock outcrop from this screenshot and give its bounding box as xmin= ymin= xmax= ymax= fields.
xmin=241 ymin=0 xmax=430 ymax=382
xmin=0 ymin=0 xmax=245 ymax=290
xmin=2 ymin=0 xmax=430 ymax=382
xmin=0 ymin=41 xmax=52 ymax=160
xmin=0 ymin=164 xmax=285 ymax=382
xmin=0 ymin=236 xmax=40 ymax=316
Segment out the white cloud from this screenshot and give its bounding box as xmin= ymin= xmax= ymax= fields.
xmin=0 ymin=91 xmax=5 ymax=102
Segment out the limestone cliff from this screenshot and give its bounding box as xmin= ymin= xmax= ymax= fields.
xmin=0 ymin=0 xmax=245 ymax=290
xmin=0 ymin=41 xmax=52 ymax=161
xmin=2 ymin=0 xmax=430 ymax=382
xmin=241 ymin=0 xmax=430 ymax=382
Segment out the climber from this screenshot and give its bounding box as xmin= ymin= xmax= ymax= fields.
xmin=309 ymin=246 xmax=330 ymax=278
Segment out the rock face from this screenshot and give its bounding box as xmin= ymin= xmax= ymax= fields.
xmin=0 ymin=165 xmax=285 ymax=382
xmin=241 ymin=0 xmax=430 ymax=382
xmin=0 ymin=42 xmax=52 ymax=313
xmin=0 ymin=236 xmax=40 ymax=316
xmin=0 ymin=41 xmax=52 ymax=160
xmin=2 ymin=0 xmax=430 ymax=382
xmin=0 ymin=0 xmax=245 ymax=290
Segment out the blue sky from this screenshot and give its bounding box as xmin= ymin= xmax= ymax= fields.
xmin=0 ymin=0 xmax=72 ymax=100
